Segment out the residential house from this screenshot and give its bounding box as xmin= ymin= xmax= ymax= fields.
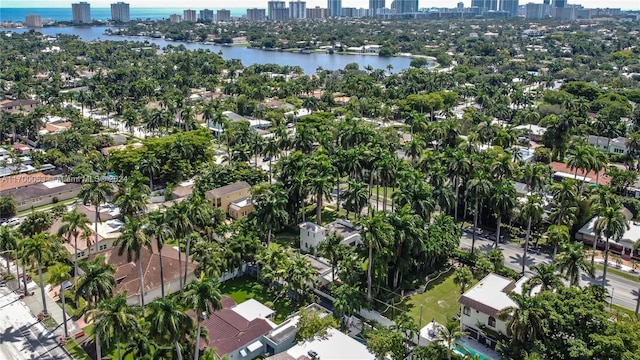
xmin=194 ymin=297 xmax=276 ymax=360
xmin=263 ymin=304 xmax=332 ymax=356
xmin=550 ymin=161 xmax=611 ymax=185
xmin=104 ymin=240 xmax=198 ymax=305
xmin=302 ymin=254 xmax=335 ymax=286
xmin=170 ymin=179 xmax=195 ymax=200
xmin=265 ymin=327 xmax=375 ymax=360
xmin=587 ymin=135 xmax=628 ymax=155
xmin=575 ymin=209 xmax=638 ymax=257
xmin=205 ymin=181 xmax=254 ymax=219
xmin=0 ymin=99 xmax=41 ymax=114
xmin=458 ymin=273 xmax=532 ymax=349
xmin=100 ymin=142 xmax=143 ymax=156
xmin=299 ymin=219 xmax=361 ymax=254
xmin=1 ymin=178 xmax=82 ymax=212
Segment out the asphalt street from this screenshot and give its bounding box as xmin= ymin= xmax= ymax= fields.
xmin=0 ymin=286 xmax=71 ymax=360
xmin=459 ymin=233 xmax=640 ymax=311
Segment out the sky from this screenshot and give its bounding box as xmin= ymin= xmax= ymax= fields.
xmin=2 ymin=0 xmax=638 ymax=9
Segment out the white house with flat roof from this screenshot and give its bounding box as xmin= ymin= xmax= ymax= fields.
xmin=299 ymin=219 xmax=361 ymax=254
xmin=265 ymin=327 xmax=375 ymax=360
xmin=575 ymin=214 xmax=637 ymax=256
xmin=458 ymin=273 xmax=532 ymax=349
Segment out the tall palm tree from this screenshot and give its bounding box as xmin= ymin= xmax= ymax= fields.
xmin=340 ymin=180 xmax=370 ymax=219
xmin=317 ymin=232 xmax=345 ymax=281
xmin=114 ymin=216 xmax=151 ymax=307
xmin=87 ymin=294 xmax=141 ymax=360
xmin=308 ymin=170 xmax=334 ymax=225
xmin=114 ymin=185 xmax=149 ymax=219
xmin=58 ymin=209 xmax=90 ymax=278
xmin=497 ymin=292 xmax=546 ymax=344
xmin=594 ymin=207 xmax=629 ymax=286
xmin=48 ymin=263 xmax=72 ymax=338
xmin=252 ymin=186 xmax=289 ymax=244
xmin=73 ymin=255 xmax=115 ymax=360
xmin=284 ymin=253 xmax=316 ymax=305
xmin=147 ymin=296 xmax=195 ymax=360
xmin=79 ymin=180 xmax=113 ymax=254
xmin=21 ymin=233 xmax=58 ymax=316
xmin=139 ymin=156 xmax=161 ymax=191
xmin=491 ymin=181 xmax=516 ymax=249
xmin=332 ymin=284 xmax=363 ymax=324
xmin=359 ymin=210 xmax=392 ymax=299
xmin=589 ymin=187 xmax=619 ymax=267
xmin=145 ymin=211 xmax=174 ymax=298
xmin=526 ymin=264 xmax=564 ymax=292
xmin=0 ymin=227 xmax=19 ymax=287
xmin=520 ymin=195 xmax=543 ymax=275
xmin=554 ymin=241 xmax=594 ymax=286
xmin=437 ymin=321 xmax=467 ymax=360
xmin=466 ymin=173 xmax=492 ymax=254
xmin=545 ymin=224 xmax=570 ymax=260
xmin=183 ymin=276 xmax=222 ymax=360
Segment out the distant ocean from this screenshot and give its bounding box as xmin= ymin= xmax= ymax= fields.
xmin=0 ymin=8 xmax=248 ymax=22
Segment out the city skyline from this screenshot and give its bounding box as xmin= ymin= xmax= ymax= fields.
xmin=3 ymin=0 xmax=639 ymax=9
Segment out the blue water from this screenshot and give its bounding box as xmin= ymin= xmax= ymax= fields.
xmin=454 ymin=344 xmax=493 ymax=360
xmin=0 ymin=8 xmax=248 ymax=22
xmin=2 ymin=26 xmax=413 ymax=74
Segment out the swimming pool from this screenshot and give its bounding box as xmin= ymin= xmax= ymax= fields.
xmin=453 ymin=343 xmax=493 ymax=360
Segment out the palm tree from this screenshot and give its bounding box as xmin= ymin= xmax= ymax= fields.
xmin=491 ymin=181 xmax=516 ymax=249
xmin=73 ymin=255 xmax=115 ymax=360
xmin=183 ymin=276 xmax=222 ymax=360
xmin=520 ymin=195 xmax=543 ymax=275
xmin=145 ymin=211 xmax=173 ymax=297
xmin=594 ymin=207 xmax=629 ymax=286
xmin=147 ymin=296 xmax=195 ymax=360
xmin=308 ymin=169 xmax=334 ymax=225
xmin=554 ymin=241 xmax=594 ymax=286
xmin=497 ymin=292 xmax=546 ymax=344
xmin=332 ymin=284 xmax=363 ymax=325
xmin=359 ymin=211 xmax=392 ymax=299
xmin=58 ymin=209 xmax=90 ymax=278
xmin=252 ymin=186 xmax=289 ymax=244
xmin=340 ymin=180 xmax=369 ymax=219
xmin=466 ymin=173 xmax=492 ymax=254
xmin=21 ymin=233 xmax=57 ymax=316
xmin=0 ymin=227 xmax=19 ymax=287
xmin=114 ymin=216 xmax=151 ymax=307
xmin=139 ymin=156 xmax=161 ymax=191
xmin=437 ymin=321 xmax=467 ymax=360
xmin=48 ymin=263 xmax=72 ymax=338
xmin=284 ymin=253 xmax=316 ymax=304
xmin=589 ymin=187 xmax=619 ymax=267
xmin=453 ymin=266 xmax=474 ymax=293
xmin=79 ymin=180 xmax=113 ymax=254
xmin=545 ymin=224 xmax=570 ymax=260
xmin=526 ymin=264 xmax=564 ymax=292
xmin=114 ymin=185 xmax=149 ymax=219
xmin=317 ymin=232 xmax=345 ymax=281
xmin=87 ymin=294 xmax=141 ymax=360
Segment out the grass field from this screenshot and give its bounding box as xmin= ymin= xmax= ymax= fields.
xmin=401 ymin=269 xmax=475 ymax=327
xmin=219 ymin=276 xmax=297 ymax=324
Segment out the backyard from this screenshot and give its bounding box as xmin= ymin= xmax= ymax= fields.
xmin=218 ymin=276 xmax=298 ymax=324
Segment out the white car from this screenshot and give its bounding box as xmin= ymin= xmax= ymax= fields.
xmin=1 ymin=218 xmax=22 ymax=227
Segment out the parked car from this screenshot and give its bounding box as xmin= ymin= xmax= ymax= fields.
xmin=487 ymin=233 xmax=506 ymax=242
xmin=263 ymin=156 xmax=271 ymax=162
xmin=1 ymin=218 xmax=22 ymax=227
xmin=463 ymin=226 xmax=483 ymax=235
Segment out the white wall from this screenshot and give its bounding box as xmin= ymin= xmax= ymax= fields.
xmin=460 ymin=305 xmax=507 ymax=337
xmin=300 ymin=226 xmax=325 ymax=253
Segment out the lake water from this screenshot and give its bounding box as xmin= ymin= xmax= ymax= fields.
xmin=3 ymin=26 xmax=414 ymax=74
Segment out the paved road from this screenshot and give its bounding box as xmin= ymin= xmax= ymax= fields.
xmin=0 ymin=286 xmax=71 ymax=360
xmin=460 ymin=233 xmax=640 ymax=311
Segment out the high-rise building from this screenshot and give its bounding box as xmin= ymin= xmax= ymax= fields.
xmin=72 ymin=2 xmax=91 ymax=24
xmin=306 ymin=6 xmax=328 ymax=19
xmin=552 ymin=0 xmax=566 ymax=8
xmin=328 ymin=0 xmax=342 ymax=17
xmin=169 ymin=14 xmax=182 ymax=22
xmin=341 ymin=7 xmax=367 ymax=17
xmin=199 ymin=9 xmax=214 ymax=22
xmin=110 ymin=2 xmax=130 ymax=22
xmin=268 ymin=1 xmax=288 ymax=20
xmin=246 ymin=8 xmax=267 ymax=21
xmin=25 ymin=14 xmax=43 ymax=27
xmin=368 ymin=0 xmax=385 ymax=16
xmin=457 ymin=2 xmax=465 ymax=9
xmin=471 ymin=0 xmax=498 ymax=12
xmin=390 ymin=0 xmax=418 ymax=14
xmin=525 ymin=2 xmax=545 ymax=18
xmin=289 ymin=1 xmax=307 ymax=19
xmin=183 ymin=9 xmax=196 ymax=22
xmin=499 ymin=0 xmax=519 ymax=16
xmin=216 ymin=9 xmax=231 ymax=22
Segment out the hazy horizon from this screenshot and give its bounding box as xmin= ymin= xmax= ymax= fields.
xmin=2 ymin=0 xmax=638 ymax=10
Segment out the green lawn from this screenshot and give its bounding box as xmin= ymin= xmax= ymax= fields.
xmin=65 ymin=339 xmax=91 ymax=360
xmin=402 ymin=269 xmax=473 ymax=327
xmin=219 ymin=277 xmax=298 ymax=324
xmin=373 ymin=186 xmax=395 ymax=198
xmin=594 ymin=263 xmax=640 ymax=283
